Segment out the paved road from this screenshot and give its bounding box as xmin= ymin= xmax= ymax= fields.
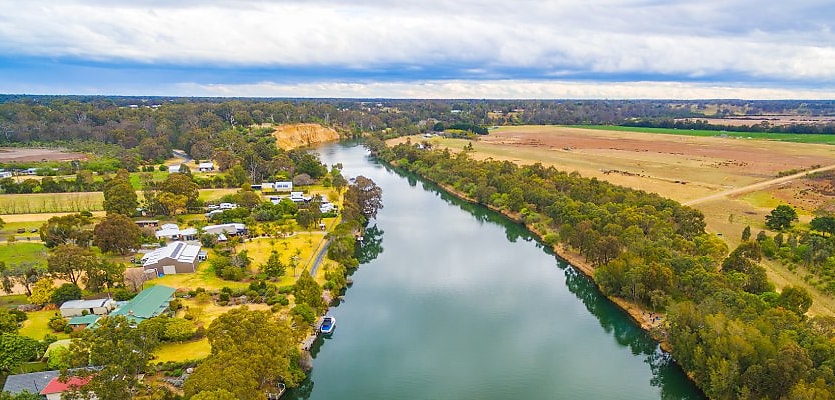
xmin=684 ymin=163 xmax=835 ymax=206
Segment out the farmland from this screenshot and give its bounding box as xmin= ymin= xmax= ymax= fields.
xmin=407 ymin=125 xmax=835 ymax=315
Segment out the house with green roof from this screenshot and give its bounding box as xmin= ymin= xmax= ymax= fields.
xmin=110 ymin=285 xmax=176 ymax=324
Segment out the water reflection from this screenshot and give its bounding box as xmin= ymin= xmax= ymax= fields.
xmin=397 ymin=164 xmax=704 ymax=400
xmin=355 ymin=224 xmax=384 ymax=264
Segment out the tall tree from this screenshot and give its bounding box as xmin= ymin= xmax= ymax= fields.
xmin=47 ymin=244 xmax=98 ymax=286
xmin=765 ymin=204 xmax=798 ymax=231
xmin=183 ymin=307 xmax=304 ymax=399
xmin=343 ymin=175 xmax=383 ymax=224
xmin=65 ymin=316 xmax=160 ymax=400
xmin=103 ymin=177 xmax=138 ymax=216
xmin=93 ymin=214 xmax=142 ymax=255
xmin=39 ymin=213 xmax=93 ymax=248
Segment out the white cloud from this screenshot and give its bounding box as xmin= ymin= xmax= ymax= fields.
xmin=0 ymin=0 xmax=833 ymax=85
xmin=176 ymin=80 xmax=835 ymax=100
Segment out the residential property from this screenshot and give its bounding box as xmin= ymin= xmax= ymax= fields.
xmin=168 ymin=164 xmax=184 ymax=173
xmin=40 ymin=376 xmax=93 ymax=400
xmin=289 ymin=191 xmax=312 ymax=203
xmin=110 ymin=285 xmax=176 ymax=324
xmin=135 ymin=220 xmax=160 ymax=228
xmin=59 ymin=299 xmax=115 ymax=318
xmin=2 ymin=370 xmax=59 ymax=396
xmin=0 ymin=170 xmax=12 ymax=179
xmin=140 ymin=242 xmax=202 ymax=275
xmin=197 ymin=162 xmax=215 ymax=172
xmin=274 ymin=181 xmax=293 ymax=192
xmin=154 ymin=224 xmax=198 ymax=241
xmin=202 ymin=223 xmax=247 ymax=237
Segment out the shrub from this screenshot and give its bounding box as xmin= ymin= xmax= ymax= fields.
xmin=48 ymin=315 xmax=68 ymax=333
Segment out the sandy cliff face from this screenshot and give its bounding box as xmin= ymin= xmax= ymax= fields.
xmin=271 ymin=123 xmax=341 ymax=150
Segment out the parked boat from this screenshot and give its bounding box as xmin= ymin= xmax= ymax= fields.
xmin=320 ymin=315 xmax=336 ymax=335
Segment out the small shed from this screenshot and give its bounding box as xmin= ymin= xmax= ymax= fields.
xmin=198 ymin=162 xmax=215 ymax=172
xmin=59 ymin=299 xmax=114 ymax=318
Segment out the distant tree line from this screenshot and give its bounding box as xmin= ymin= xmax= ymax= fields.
xmin=623 ymin=118 xmax=835 ymax=135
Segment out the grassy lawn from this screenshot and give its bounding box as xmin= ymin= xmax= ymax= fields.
xmin=154 ymin=338 xmax=211 ymax=363
xmin=242 ymin=233 xmax=327 ymax=281
xmin=0 ymin=294 xmax=29 ymax=308
xmin=18 ymin=310 xmax=70 ymax=341
xmin=573 ymin=125 xmax=835 ymax=145
xmin=150 ymin=260 xmax=250 ymax=292
xmin=198 ymin=188 xmax=238 ymax=202
xmin=0 ymin=242 xmax=48 ymax=265
xmin=0 ymin=192 xmax=105 ymax=214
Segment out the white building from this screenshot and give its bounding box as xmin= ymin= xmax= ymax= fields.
xmin=59 ymin=298 xmax=115 ymax=318
xmin=198 ymin=162 xmax=215 ymax=172
xmin=203 ymin=223 xmax=247 ymax=237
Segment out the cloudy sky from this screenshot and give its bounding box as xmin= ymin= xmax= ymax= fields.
xmin=0 ymin=0 xmax=833 ymax=99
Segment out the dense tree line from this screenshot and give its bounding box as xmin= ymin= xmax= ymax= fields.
xmin=372 ymin=138 xmax=835 ymax=399
xmin=623 ymin=117 xmax=835 ymax=135
xmin=3 ymin=98 xmax=834 ymax=168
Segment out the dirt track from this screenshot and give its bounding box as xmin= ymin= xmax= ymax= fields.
xmin=684 ymin=164 xmax=835 ymax=206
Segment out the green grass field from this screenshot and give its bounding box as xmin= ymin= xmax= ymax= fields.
xmin=154 ymin=338 xmax=211 ymax=363
xmin=574 ymin=125 xmax=835 ymax=145
xmin=18 ymin=310 xmax=70 ymax=341
xmin=0 ymin=242 xmax=48 ymax=265
xmin=0 ymin=192 xmax=104 ymax=214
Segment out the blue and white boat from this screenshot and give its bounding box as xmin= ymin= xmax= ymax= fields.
xmin=320 ymin=315 xmax=336 ymax=335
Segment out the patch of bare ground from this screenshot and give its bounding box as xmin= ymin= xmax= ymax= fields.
xmin=0 ymin=148 xmax=87 ymax=162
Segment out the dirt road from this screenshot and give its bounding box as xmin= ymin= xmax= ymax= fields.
xmin=684 ymin=164 xmax=835 ymax=206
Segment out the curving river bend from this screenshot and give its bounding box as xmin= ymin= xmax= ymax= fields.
xmin=286 ymin=142 xmax=704 ymax=400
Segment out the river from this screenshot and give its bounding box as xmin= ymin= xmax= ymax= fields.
xmin=286 ymin=142 xmax=704 ymax=399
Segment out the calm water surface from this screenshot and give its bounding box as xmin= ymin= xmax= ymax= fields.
xmin=287 ymin=142 xmax=704 ymax=400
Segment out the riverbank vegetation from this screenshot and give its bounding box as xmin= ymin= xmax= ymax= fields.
xmin=371 ymin=138 xmax=835 ymax=399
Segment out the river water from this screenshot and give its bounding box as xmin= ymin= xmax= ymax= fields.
xmin=287 ymin=142 xmax=704 ymax=400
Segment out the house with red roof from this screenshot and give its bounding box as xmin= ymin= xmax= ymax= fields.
xmin=40 ymin=376 xmax=94 ymax=400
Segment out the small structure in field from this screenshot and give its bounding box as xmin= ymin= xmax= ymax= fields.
xmin=197 ymin=162 xmax=215 ymax=172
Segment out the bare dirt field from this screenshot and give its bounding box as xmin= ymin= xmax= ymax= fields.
xmin=0 ymin=148 xmax=87 ymax=162
xmin=401 ymin=126 xmax=835 ymax=315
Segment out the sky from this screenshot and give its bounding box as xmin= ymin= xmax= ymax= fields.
xmin=0 ymin=0 xmax=834 ymax=99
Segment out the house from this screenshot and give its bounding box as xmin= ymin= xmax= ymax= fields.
xmin=154 ymin=223 xmax=182 ymax=240
xmin=110 ymin=285 xmax=176 ymax=323
xmin=168 ymin=164 xmax=184 ymax=173
xmin=197 ymin=162 xmax=215 ymax=172
xmin=2 ymin=370 xmax=59 ymax=396
xmin=154 ymin=224 xmax=199 ymax=241
xmin=140 ymin=242 xmax=202 ymax=275
xmin=135 ymin=220 xmax=159 ymax=228
xmin=41 ymin=376 xmax=93 ymax=400
xmin=59 ymin=299 xmax=115 ymax=318
xmin=273 ymin=181 xmax=293 ymax=192
xmin=219 ymin=202 xmax=238 ymax=210
xmin=203 ymin=223 xmax=247 ymax=237
xmin=289 ymin=191 xmax=311 ymax=203
xmin=320 ymin=202 xmax=337 ymax=213
xmin=0 ymin=170 xmax=12 ymax=179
